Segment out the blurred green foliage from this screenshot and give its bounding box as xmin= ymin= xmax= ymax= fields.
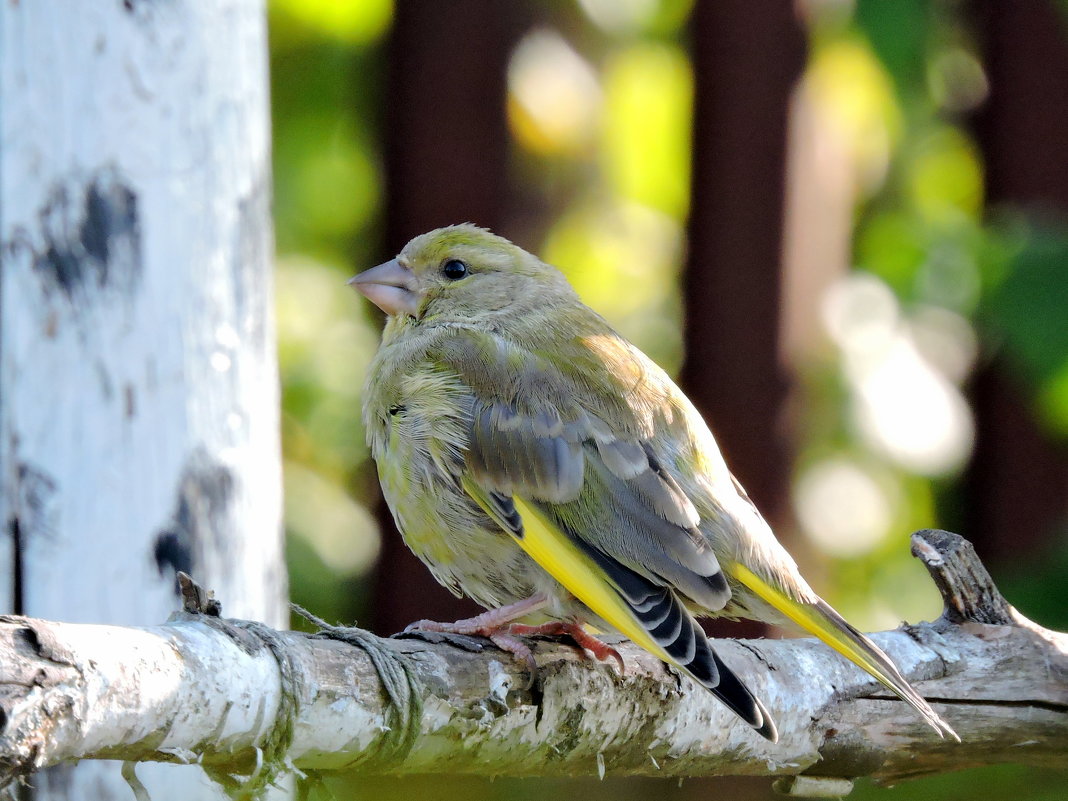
xmin=981 ymin=220 xmax=1068 ymax=436
xmin=269 ymin=0 xmax=388 ymax=628
xmin=850 ymin=764 xmax=1068 ymax=801
xmin=269 ymin=0 xmax=1067 ymax=796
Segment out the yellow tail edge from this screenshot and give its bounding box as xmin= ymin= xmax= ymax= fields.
xmin=730 ymin=562 xmax=958 ymax=741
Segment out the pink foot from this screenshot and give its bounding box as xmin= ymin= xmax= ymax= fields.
xmin=485 ymin=633 xmax=537 ymax=674
xmin=401 ymin=596 xmax=624 ymax=676
xmin=402 ymin=595 xmax=549 ymax=672
xmin=507 ymin=621 xmax=625 ymax=673
xmin=403 ymin=593 xmax=549 ymax=636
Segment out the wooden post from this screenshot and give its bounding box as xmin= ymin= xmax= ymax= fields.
xmin=682 ymin=2 xmax=806 ymax=645
xmin=967 ymin=0 xmax=1068 ymax=563
xmin=0 ymin=2 xmax=287 ymax=798
xmin=681 ymin=1 xmax=807 ymax=534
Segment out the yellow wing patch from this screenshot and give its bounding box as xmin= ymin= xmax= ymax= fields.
xmin=460 ymin=473 xmax=671 ymax=663
xmin=510 ymin=497 xmax=672 ymax=662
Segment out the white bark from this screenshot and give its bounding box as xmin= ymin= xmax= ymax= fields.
xmin=0 ymin=533 xmax=1064 ymax=796
xmin=0 ymin=1 xmax=285 ymax=798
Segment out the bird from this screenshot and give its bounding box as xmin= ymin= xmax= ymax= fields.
xmin=350 ymin=223 xmax=956 ymax=743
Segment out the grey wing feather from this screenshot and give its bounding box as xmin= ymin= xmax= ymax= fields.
xmin=470 ymin=402 xmax=582 ymax=501
xmin=464 ymin=399 xmax=730 ymax=611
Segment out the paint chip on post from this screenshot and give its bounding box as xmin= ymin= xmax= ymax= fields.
xmin=773 ymin=775 xmax=855 ymax=798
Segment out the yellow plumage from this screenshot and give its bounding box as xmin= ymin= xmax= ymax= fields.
xmin=511 ymin=496 xmax=674 ymax=663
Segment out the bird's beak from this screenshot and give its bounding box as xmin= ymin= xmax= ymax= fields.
xmin=348 ymin=258 xmax=421 ymax=317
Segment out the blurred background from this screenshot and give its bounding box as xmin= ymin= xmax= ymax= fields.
xmin=268 ymin=0 xmax=1068 ymax=798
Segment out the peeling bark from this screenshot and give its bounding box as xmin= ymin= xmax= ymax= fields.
xmin=0 ymin=2 xmax=284 ymax=796
xmin=0 ymin=532 xmax=1063 ymax=796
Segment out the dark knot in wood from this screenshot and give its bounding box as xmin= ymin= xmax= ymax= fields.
xmin=176 ymin=572 xmax=222 ymax=617
xmin=910 ymin=529 xmax=1015 ymax=626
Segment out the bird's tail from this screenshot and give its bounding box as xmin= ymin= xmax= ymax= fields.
xmin=730 ymin=563 xmax=959 ymax=740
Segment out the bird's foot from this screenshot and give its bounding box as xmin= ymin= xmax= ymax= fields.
xmin=392 ymin=627 xmax=489 ymax=653
xmin=507 ymin=621 xmax=625 ymax=673
xmin=399 ymin=615 xmax=538 ymax=672
xmin=399 ymin=619 xmax=622 ymax=676
xmin=397 ymin=602 xmax=622 ymax=676
xmin=398 ymin=595 xmax=551 ymax=671
xmin=402 ymin=593 xmax=549 ymax=637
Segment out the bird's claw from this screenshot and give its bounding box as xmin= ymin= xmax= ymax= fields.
xmin=487 ymin=633 xmax=538 ymax=677
xmin=391 ymin=628 xmax=488 ymax=652
xmin=395 ymin=617 xmax=625 ymax=685
xmin=508 ymin=622 xmax=626 ymax=674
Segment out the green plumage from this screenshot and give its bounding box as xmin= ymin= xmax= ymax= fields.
xmin=356 ymin=224 xmax=955 ymax=741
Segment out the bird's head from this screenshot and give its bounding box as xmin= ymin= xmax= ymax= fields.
xmin=349 ymin=224 xmax=575 ymax=323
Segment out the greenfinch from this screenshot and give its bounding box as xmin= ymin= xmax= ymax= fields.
xmin=351 ymin=224 xmax=955 ymax=742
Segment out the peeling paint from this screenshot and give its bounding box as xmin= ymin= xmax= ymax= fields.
xmin=13 ymin=463 xmax=58 ymax=545
xmin=484 ymin=660 xmax=512 ymax=717
xmin=32 ymin=168 xmax=141 ymax=308
xmin=152 ymin=450 xmax=235 ymax=587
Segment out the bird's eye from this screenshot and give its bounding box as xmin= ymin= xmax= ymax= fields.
xmin=442 ymin=259 xmax=469 ymax=280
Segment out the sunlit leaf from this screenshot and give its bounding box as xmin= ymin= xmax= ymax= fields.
xmin=807 ymin=38 xmax=902 ymax=191
xmin=270 ymin=0 xmax=392 ymax=48
xmin=274 ymin=115 xmax=380 ymax=253
xmin=905 ymin=126 xmax=983 ymax=223
xmin=601 ymin=43 xmax=692 ymax=218
xmin=507 ymin=30 xmax=601 ymax=157
xmin=285 ymin=460 xmax=381 ymax=575
xmin=577 ymin=0 xmax=693 ymax=36
xmin=855 ymin=211 xmax=927 ymax=295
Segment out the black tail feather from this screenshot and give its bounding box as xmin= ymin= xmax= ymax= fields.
xmin=705 ymin=646 xmax=777 ymax=741
xmin=576 ymin=539 xmax=778 ymax=740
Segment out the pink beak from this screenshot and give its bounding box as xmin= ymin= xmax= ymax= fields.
xmin=348 ymin=259 xmax=421 ymax=317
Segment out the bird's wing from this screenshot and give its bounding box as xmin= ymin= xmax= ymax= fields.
xmin=461 ymin=477 xmax=775 ymax=740
xmin=463 ymin=397 xmax=732 ymax=608
xmin=432 ymin=328 xmax=731 ymax=609
xmin=432 ymin=329 xmax=777 ymax=740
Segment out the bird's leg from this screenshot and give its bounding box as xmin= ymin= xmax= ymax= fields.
xmin=402 ymin=595 xmax=623 ymax=675
xmin=402 ymin=594 xmax=551 ymax=672
xmin=506 ymin=621 xmax=625 ymax=672
xmin=403 ymin=593 xmax=550 ymax=636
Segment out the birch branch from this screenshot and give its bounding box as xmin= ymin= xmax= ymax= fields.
xmin=0 ymin=531 xmax=1064 ymax=796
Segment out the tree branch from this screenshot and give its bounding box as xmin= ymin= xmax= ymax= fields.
xmin=0 ymin=531 xmax=1064 ymax=795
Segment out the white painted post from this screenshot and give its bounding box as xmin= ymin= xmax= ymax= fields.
xmin=0 ymin=1 xmax=288 ymax=798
